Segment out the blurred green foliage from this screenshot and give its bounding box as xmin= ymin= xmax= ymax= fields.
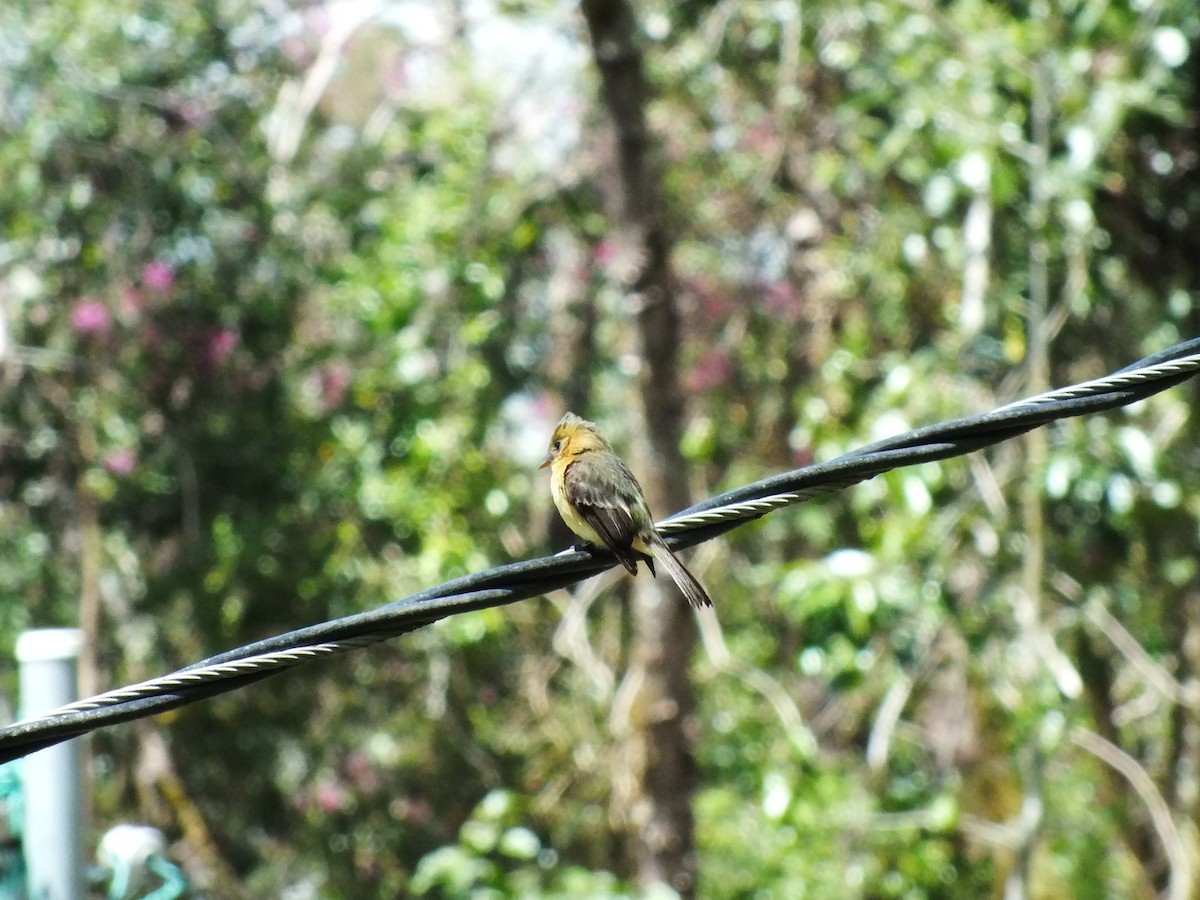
xmin=2 ymin=0 xmax=1200 ymax=895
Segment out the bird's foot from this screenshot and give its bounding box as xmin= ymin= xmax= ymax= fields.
xmin=553 ymin=542 xmax=597 ymax=558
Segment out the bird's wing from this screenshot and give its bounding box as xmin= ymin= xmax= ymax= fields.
xmin=564 ymin=458 xmax=651 ymax=575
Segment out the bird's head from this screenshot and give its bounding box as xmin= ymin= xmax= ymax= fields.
xmin=540 ymin=412 xmax=611 ymax=469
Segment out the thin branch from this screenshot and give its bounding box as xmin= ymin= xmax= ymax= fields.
xmin=866 ymin=676 xmax=913 ymax=772
xmin=695 ymin=607 xmax=818 ymax=760
xmin=550 ymin=577 xmax=618 ymax=699
xmin=1071 ymin=726 xmax=1192 ymax=900
xmin=1084 ymin=597 xmax=1200 ymax=709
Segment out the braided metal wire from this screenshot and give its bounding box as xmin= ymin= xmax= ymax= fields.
xmin=994 ymin=350 xmax=1200 ymax=412
xmin=1 ymin=338 xmax=1198 ymax=762
xmin=658 ymin=347 xmax=1200 ymax=536
xmin=8 ymin=636 xmax=386 ymax=725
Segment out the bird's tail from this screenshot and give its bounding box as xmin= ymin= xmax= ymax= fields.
xmin=646 ymin=534 xmax=713 ymax=608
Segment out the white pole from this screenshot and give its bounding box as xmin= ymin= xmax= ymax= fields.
xmin=16 ymin=629 xmax=85 ymax=900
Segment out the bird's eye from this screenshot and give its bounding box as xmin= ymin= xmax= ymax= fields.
xmin=551 ymin=440 xmax=563 ymax=452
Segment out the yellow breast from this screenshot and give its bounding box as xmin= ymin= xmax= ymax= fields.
xmin=550 ymin=459 xmax=604 ymax=545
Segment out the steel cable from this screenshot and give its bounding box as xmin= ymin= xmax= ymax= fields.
xmin=1 ymin=338 xmax=1198 ymax=762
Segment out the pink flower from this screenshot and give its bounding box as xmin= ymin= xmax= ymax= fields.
xmin=743 ymin=119 xmax=778 ymax=153
xmin=319 ymin=363 xmax=350 ymax=408
xmin=346 ymin=751 xmax=379 ymax=793
xmin=686 ymin=349 xmax=734 ymax=393
xmin=280 ymin=35 xmax=313 ymax=66
xmin=142 ymin=260 xmax=174 ymax=292
xmin=206 ymin=328 xmax=239 ymax=365
xmin=71 ymin=299 xmax=111 ymax=335
xmin=104 ymin=449 xmax=136 ymax=476
xmin=763 ymin=281 xmax=803 ymax=322
xmin=692 ymin=281 xmax=734 ymax=320
xmin=314 ymin=781 xmax=347 ymax=813
xmin=593 ymin=240 xmax=618 ymax=265
xmin=121 ymin=288 xmax=145 ymax=316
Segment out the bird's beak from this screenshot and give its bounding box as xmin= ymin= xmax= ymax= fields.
xmin=538 ymin=454 xmax=553 ymax=470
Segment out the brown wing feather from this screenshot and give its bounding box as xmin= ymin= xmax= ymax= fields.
xmin=564 ymin=459 xmax=654 ymax=575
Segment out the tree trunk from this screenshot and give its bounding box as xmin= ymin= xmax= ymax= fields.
xmin=579 ymin=0 xmax=699 ymax=894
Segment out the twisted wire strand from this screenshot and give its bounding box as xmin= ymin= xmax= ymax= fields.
xmin=2 ymin=338 xmax=1198 ymax=762
xmin=9 ymin=636 xmax=385 ymax=726
xmin=994 ymin=351 xmax=1200 ymax=412
xmin=657 ymin=347 xmax=1200 ymax=537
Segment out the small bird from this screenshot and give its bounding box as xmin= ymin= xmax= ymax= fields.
xmin=540 ymin=412 xmax=712 ymax=608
